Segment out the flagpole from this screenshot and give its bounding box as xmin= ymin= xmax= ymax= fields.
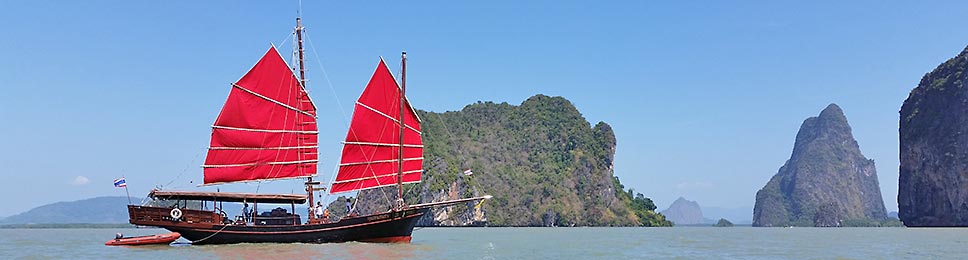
xmin=122 ymin=175 xmax=132 ymax=205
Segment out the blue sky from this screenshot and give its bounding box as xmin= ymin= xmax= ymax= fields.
xmin=2 ymin=1 xmax=967 ymax=217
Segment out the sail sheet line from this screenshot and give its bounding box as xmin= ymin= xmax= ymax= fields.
xmin=356 ymin=102 xmax=421 ymax=135
xmin=203 ymin=159 xmax=318 ymax=168
xmin=232 ymin=83 xmax=316 ymax=117
xmin=212 ymin=125 xmax=318 ymax=134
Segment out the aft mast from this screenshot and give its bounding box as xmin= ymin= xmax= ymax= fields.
xmin=396 ymin=51 xmax=407 ymax=210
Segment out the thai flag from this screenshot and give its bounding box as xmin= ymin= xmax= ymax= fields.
xmin=113 ymin=178 xmax=127 ymax=188
xmin=463 ymin=168 xmax=474 ymax=176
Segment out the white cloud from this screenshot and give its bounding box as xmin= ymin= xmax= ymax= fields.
xmin=676 ymin=181 xmax=713 ymax=190
xmin=71 ymin=176 xmax=90 ymax=186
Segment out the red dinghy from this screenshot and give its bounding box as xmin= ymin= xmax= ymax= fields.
xmin=105 ymin=232 xmax=181 ymax=246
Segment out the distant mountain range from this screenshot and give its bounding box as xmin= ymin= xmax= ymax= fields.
xmin=1 ymin=196 xmax=133 ymax=224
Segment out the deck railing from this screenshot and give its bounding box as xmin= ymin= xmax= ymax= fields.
xmin=128 ymin=205 xmax=220 ymax=224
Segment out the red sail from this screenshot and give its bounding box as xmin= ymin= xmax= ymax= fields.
xmin=332 ymin=59 xmax=422 ymax=193
xmin=202 ymin=46 xmax=318 ymax=185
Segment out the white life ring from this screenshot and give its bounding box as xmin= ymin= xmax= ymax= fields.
xmin=170 ymin=208 xmax=183 ymax=219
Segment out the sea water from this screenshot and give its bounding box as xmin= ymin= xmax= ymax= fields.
xmin=1 ymin=227 xmax=966 ymax=259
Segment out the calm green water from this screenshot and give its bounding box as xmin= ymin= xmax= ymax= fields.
xmin=1 ymin=227 xmax=966 ymax=259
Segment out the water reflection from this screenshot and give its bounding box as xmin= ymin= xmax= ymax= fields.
xmin=198 ymin=241 xmax=427 ymax=260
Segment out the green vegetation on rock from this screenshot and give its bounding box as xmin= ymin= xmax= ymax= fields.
xmin=355 ymin=95 xmax=669 ymax=227
xmin=613 ymin=176 xmax=673 ymax=227
xmin=840 ymin=218 xmax=903 ymax=227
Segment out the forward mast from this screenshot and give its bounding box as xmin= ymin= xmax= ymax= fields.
xmin=294 ymin=17 xmax=319 ymax=223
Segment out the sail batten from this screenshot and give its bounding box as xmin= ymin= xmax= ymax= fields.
xmin=212 ymin=125 xmax=319 ymax=134
xmin=332 ymin=59 xmax=422 ymax=194
xmin=203 ymin=159 xmax=319 ymax=168
xmin=203 ymin=46 xmax=318 ymax=185
xmin=339 ymin=157 xmax=424 ymax=167
xmin=356 ymin=102 xmax=422 ymax=134
xmin=342 ymin=141 xmax=423 ymax=148
xmin=209 ymin=145 xmax=319 ymax=150
xmin=332 ymin=170 xmax=423 ymax=184
xmin=231 ymin=83 xmax=316 ymax=117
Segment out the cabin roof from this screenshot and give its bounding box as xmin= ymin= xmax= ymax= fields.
xmin=149 ymin=190 xmax=307 ymax=204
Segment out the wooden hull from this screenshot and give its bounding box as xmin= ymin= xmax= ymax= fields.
xmin=128 ymin=205 xmax=428 ymax=245
xmin=105 ymin=232 xmax=181 ymax=246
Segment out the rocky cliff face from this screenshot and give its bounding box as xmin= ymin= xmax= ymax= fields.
xmin=354 ymin=95 xmax=668 ymax=226
xmin=753 ymin=104 xmax=887 ymax=227
xmin=352 ymin=158 xmax=488 ymax=227
xmin=899 ymin=46 xmax=968 ymax=227
xmin=661 ymin=197 xmax=705 ymax=225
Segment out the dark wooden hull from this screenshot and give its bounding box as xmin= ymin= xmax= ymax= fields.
xmin=128 ymin=205 xmax=428 ymax=245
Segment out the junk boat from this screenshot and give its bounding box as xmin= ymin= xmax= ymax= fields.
xmin=126 ymin=16 xmax=490 ymax=245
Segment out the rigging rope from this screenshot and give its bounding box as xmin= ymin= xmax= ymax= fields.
xmin=432 ymin=112 xmax=469 ymax=167
xmin=304 ymin=32 xmax=350 ymax=124
xmin=190 ymin=224 xmax=232 ymax=244
xmin=304 ymin=31 xmax=393 ymax=208
xmin=254 ymin=29 xmax=302 ymax=195
xmin=161 ymin=147 xmax=206 ymax=190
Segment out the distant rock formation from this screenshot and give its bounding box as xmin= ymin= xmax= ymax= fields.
xmin=753 ymin=104 xmax=887 ymax=227
xmin=899 ymin=45 xmax=968 ymax=227
xmin=1 ymin=196 xmax=132 ymax=224
xmin=661 ymin=197 xmax=705 ymax=225
xmin=714 ymin=218 xmax=734 ymax=227
xmin=703 ymin=206 xmax=753 ymax=224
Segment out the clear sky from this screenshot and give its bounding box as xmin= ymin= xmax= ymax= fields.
xmin=2 ymin=1 xmax=967 ymax=217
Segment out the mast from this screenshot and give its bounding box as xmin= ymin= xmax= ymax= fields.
xmin=295 ymin=17 xmax=315 ymax=223
xmin=296 ymin=18 xmax=308 ymax=89
xmin=397 ymin=51 xmax=407 ymax=209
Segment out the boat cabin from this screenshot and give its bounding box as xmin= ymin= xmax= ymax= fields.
xmin=129 ymin=189 xmax=308 ymax=227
